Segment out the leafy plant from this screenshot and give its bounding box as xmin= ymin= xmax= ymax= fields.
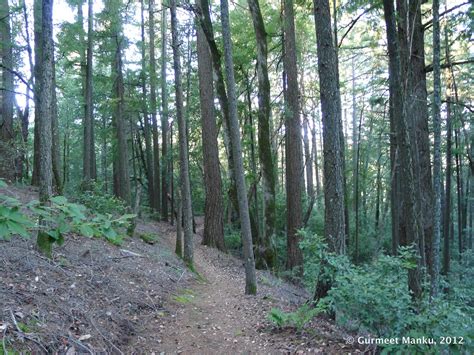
xmin=268 ymin=303 xmax=325 ymax=330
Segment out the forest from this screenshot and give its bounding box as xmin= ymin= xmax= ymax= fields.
xmin=0 ymin=0 xmax=472 ymax=353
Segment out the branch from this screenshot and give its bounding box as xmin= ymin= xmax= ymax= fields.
xmin=0 ymin=64 xmax=33 ymax=92
xmin=425 ymin=59 xmax=474 ymax=73
xmin=338 ymin=6 xmax=376 ymax=48
xmin=423 ymin=1 xmax=470 ymax=29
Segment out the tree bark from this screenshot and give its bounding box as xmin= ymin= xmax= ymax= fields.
xmin=430 ymin=0 xmax=441 ymax=297
xmin=0 ymin=0 xmax=15 ymax=181
xmin=383 ymin=0 xmax=422 ymax=300
xmin=196 ymin=11 xmax=226 ymax=252
xmin=36 ymin=0 xmax=55 ymax=256
xmin=220 ymin=0 xmax=257 ymax=295
xmin=110 ymin=0 xmax=131 ymax=206
xmin=313 ymin=0 xmax=346 ymax=255
xmin=284 ymin=0 xmax=304 ymax=274
xmin=150 ymin=0 xmax=162 ymax=216
xmin=140 ymin=0 xmax=155 ymax=209
xmin=247 ymin=0 xmax=277 ymax=269
xmin=170 ymin=0 xmax=194 ymax=266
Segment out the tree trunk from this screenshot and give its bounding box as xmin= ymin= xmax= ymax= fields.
xmin=197 ymin=0 xmax=239 ymax=221
xmin=430 ymin=0 xmax=441 ymax=297
xmin=140 ymin=0 xmax=155 ymax=209
xmin=303 ymin=116 xmax=314 ymax=198
xmin=170 ymin=0 xmax=194 ymax=267
xmin=220 ymin=0 xmax=257 ymax=295
xmin=0 ymin=0 xmax=15 ymax=181
xmin=284 ymin=0 xmax=304 ymax=274
xmin=442 ymin=97 xmax=452 ymax=275
xmin=36 ymin=0 xmax=55 ymax=257
xmin=313 ymin=0 xmax=346 ymax=254
xmin=196 ymin=13 xmax=226 ymax=252
xmin=383 ymin=0 xmax=422 ymax=300
xmin=82 ymin=0 xmax=96 ymax=185
xmin=150 ymin=0 xmax=162 ymax=216
xmin=110 ymin=0 xmax=131 ymax=206
xmin=247 ymin=0 xmax=277 ymax=269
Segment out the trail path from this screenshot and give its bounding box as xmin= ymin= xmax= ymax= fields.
xmin=153 ymin=219 xmax=355 ymax=354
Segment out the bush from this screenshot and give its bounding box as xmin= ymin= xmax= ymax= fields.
xmin=76 ymin=182 xmax=127 ymax=216
xmin=325 ymin=247 xmax=473 ymax=353
xmin=0 ymin=191 xmax=134 ymax=248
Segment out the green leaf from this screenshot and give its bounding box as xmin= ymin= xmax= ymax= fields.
xmin=78 ymin=224 xmax=95 ymax=237
xmin=50 ymin=196 xmax=68 ymax=205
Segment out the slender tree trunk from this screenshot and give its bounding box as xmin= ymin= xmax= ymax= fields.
xmin=247 ymin=0 xmax=277 ymax=269
xmin=32 ymin=0 xmax=42 ymax=186
xmin=284 ymin=0 xmax=304 ymax=273
xmin=442 ymin=97 xmax=452 ymax=275
xmin=148 ymin=0 xmax=161 ymax=216
xmin=303 ymin=116 xmax=314 ymax=198
xmin=36 ymin=0 xmax=55 ymax=257
xmin=196 ymin=13 xmax=226 ymax=252
xmin=431 ymin=0 xmax=441 ymax=297
xmin=150 ymin=0 xmax=162 ymax=216
xmin=110 ymin=0 xmax=130 ymax=206
xmin=140 ymin=0 xmax=155 ymax=209
xmin=0 ymin=0 xmax=15 ymax=181
xmin=82 ymin=0 xmax=96 ymax=185
xmin=170 ymin=0 xmax=194 ymax=266
xmin=220 ymin=0 xmax=257 ymax=295
xmin=313 ymin=0 xmax=346 ymax=254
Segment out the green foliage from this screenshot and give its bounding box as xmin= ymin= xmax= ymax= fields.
xmin=325 ymin=247 xmax=473 ymax=353
xmin=268 ymin=303 xmax=325 ymax=330
xmin=76 ymin=182 xmax=127 ymax=216
xmin=0 ymin=191 xmax=134 ymax=249
xmin=224 ymin=225 xmax=242 ymax=252
xmin=139 ymin=232 xmax=158 ymax=245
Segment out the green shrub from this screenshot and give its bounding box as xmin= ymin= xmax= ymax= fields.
xmin=224 ymin=225 xmax=242 ymax=252
xmin=268 ymin=303 xmax=326 ymax=330
xmin=0 ymin=191 xmax=134 ymax=248
xmin=76 ymin=182 xmax=126 ymax=216
xmin=325 ymin=247 xmax=473 ymax=353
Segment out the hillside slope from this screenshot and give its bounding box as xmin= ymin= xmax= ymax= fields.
xmin=0 ymin=185 xmax=363 ymax=353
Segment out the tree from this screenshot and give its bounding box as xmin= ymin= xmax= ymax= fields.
xmin=283 ymin=0 xmax=303 ymax=273
xmin=36 ymin=0 xmax=55 ymax=256
xmin=140 ymin=0 xmax=154 ymax=209
xmin=170 ymin=0 xmax=194 ymax=266
xmin=196 ymin=2 xmax=225 ymax=252
xmin=220 ymin=0 xmax=257 ymax=295
xmin=109 ymin=0 xmax=131 ymax=206
xmin=159 ymin=0 xmax=167 ymax=219
xmin=313 ymin=0 xmax=345 ymax=254
xmin=430 ymin=0 xmax=441 ymax=297
xmin=0 ymin=0 xmax=15 ymax=181
xmin=383 ymin=0 xmax=422 ymax=300
xmin=247 ymin=0 xmax=277 ymax=269
xmin=82 ymin=0 xmax=96 ymax=185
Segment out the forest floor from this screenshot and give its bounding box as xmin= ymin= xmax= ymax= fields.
xmin=0 ymin=185 xmax=367 ymax=354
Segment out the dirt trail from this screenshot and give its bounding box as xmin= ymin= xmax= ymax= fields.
xmin=155 ymin=219 xmax=356 ymax=354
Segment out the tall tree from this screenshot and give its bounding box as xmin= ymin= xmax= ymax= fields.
xmin=196 ymin=3 xmax=225 ymax=252
xmin=247 ymin=0 xmax=277 ymax=269
xmin=140 ymin=0 xmax=155 ymax=208
xmin=383 ymin=0 xmax=422 ymax=299
xmin=313 ymin=0 xmax=345 ymax=254
xmin=109 ymin=0 xmax=131 ymax=205
xmin=170 ymin=0 xmax=194 ymax=266
xmin=36 ymin=0 xmax=55 ymax=256
xmin=283 ymin=0 xmax=303 ymax=273
xmin=159 ymin=0 xmax=167 ymax=219
xmin=220 ymin=0 xmax=257 ymax=295
xmin=0 ymin=0 xmax=15 ymax=181
xmin=430 ymin=0 xmax=441 ymax=297
xmin=82 ymin=0 xmax=97 ymax=184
